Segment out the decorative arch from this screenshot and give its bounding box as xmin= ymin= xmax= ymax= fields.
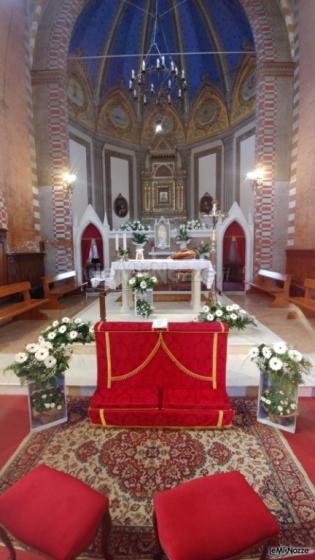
xmin=230 ymin=56 xmax=256 ymax=126
xmin=187 ymin=85 xmax=229 ymax=142
xmin=97 ymin=88 xmax=138 ymax=142
xmin=216 ymin=202 xmax=253 ymax=292
xmin=73 ymin=205 xmax=107 ymax=284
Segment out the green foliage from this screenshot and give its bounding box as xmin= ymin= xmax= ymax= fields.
xmin=129 ymin=272 xmax=158 ymax=293
xmin=249 ymin=343 xmax=311 ymax=390
xmin=198 ymin=301 xmax=256 ymax=331
xmin=136 ymin=298 xmax=154 ymax=318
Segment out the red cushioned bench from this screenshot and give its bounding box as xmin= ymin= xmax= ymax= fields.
xmin=88 ymin=321 xmax=233 ymax=429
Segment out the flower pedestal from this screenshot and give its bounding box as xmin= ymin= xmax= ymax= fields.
xmin=257 ymin=371 xmax=298 ymax=433
xmin=28 ymin=375 xmax=67 ymax=433
xmin=134 ymin=289 xmax=153 ymax=318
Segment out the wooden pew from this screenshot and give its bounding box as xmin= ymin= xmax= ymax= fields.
xmin=41 ymin=270 xmax=86 ymax=309
xmin=0 ymin=282 xmax=48 ymax=323
xmin=247 ymin=269 xmax=291 ymax=307
xmin=288 ymin=278 xmax=315 ymax=316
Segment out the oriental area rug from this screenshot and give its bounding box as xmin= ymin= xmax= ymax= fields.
xmin=0 ymin=398 xmax=314 ymax=560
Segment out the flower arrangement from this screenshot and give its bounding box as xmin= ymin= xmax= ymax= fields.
xmin=177 ymin=224 xmax=191 ymax=243
xmin=260 ymin=389 xmax=298 ymax=418
xmin=196 ymin=241 xmax=210 ymax=258
xmin=117 ymin=248 xmax=129 ymax=260
xmin=135 ymin=298 xmax=154 ymax=318
xmin=41 ymin=317 xmax=94 ymax=349
xmin=129 ymin=272 xmax=158 ymax=293
xmin=5 ymin=317 xmax=94 ymax=414
xmin=121 ymin=219 xmax=150 ymax=245
xmin=249 ymin=342 xmax=311 ymax=390
xmin=198 ymin=302 xmax=256 ymax=330
xmin=120 ymin=219 xmax=150 ymax=233
xmin=186 ymin=219 xmax=203 ymax=230
xmin=6 ymin=341 xmax=71 ymax=389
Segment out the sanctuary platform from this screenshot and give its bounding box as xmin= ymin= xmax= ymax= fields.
xmin=1 ymin=292 xmax=314 ymax=398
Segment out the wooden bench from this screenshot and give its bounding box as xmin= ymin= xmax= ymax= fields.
xmin=41 ymin=270 xmax=86 ymax=309
xmin=247 ymin=269 xmax=291 ymax=307
xmin=0 ymin=282 xmax=48 ymax=323
xmin=288 ymin=278 xmax=315 ymax=316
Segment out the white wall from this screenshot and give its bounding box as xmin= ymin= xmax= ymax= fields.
xmin=198 ymin=153 xmax=217 ymax=200
xmin=110 ymin=156 xmax=130 ymax=229
xmin=239 ymin=134 xmax=255 ymax=220
xmin=69 ymin=139 xmax=89 ymax=223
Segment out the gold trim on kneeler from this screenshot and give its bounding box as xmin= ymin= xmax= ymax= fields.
xmin=160 ymin=336 xmax=213 ymax=381
xmin=99 ymin=409 xmax=107 ymax=426
xmin=112 ymin=333 xmax=162 ymax=381
xmin=212 ymin=333 xmax=218 ymax=389
xmin=105 ymin=332 xmax=112 ymax=388
xmin=216 ymin=410 xmax=224 ymax=428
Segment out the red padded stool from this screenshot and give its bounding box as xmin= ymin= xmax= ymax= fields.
xmin=153 ymin=471 xmax=280 ymax=560
xmin=0 ymin=464 xmax=111 ymax=560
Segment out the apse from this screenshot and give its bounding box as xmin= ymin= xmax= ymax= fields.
xmin=67 ymin=0 xmax=256 ymax=227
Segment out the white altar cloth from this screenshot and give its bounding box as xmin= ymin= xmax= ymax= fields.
xmin=107 ymin=259 xmax=215 ymax=312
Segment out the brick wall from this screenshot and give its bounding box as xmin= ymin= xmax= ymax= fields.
xmin=291 ymin=0 xmax=315 ymax=249
xmin=0 ymin=0 xmax=38 ymax=252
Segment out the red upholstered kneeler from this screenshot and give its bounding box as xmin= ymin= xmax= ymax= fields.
xmin=153 ymin=471 xmax=280 ymax=560
xmin=89 ymin=321 xmax=234 ymax=428
xmin=0 ymin=465 xmax=111 ymax=560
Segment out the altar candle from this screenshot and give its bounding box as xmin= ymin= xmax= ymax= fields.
xmin=123 ymin=232 xmax=127 ymax=250
xmin=115 ymin=233 xmax=119 ymax=251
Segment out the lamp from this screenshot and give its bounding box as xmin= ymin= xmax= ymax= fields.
xmin=127 ymin=0 xmax=187 ymax=110
xmin=62 ymin=171 xmax=77 ymax=190
xmin=155 ymin=118 xmax=163 ymax=133
xmin=246 ymin=167 xmax=264 ymax=188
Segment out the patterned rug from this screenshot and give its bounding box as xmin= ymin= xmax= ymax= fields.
xmin=1 ymin=398 xmax=314 ymax=559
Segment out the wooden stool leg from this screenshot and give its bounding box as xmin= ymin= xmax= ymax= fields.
xmin=101 ymin=510 xmax=112 ymax=560
xmin=153 ymin=512 xmax=165 ymax=560
xmin=0 ymin=526 xmax=16 ymax=560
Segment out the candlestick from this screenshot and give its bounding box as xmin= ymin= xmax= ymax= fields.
xmin=123 ymin=232 xmax=127 ymax=250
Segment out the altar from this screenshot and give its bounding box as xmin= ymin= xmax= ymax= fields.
xmin=107 ymin=259 xmax=215 ymax=312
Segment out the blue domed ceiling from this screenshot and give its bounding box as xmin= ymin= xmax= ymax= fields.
xmin=69 ymin=0 xmax=255 ymax=104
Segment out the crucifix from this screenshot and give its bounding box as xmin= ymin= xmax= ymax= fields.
xmin=206 ymin=200 xmax=227 ymax=304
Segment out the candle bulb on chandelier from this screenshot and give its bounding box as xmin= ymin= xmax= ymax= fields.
xmin=131 ymin=69 xmax=135 ymax=80
xmin=171 ymin=60 xmax=175 ymax=72
xmin=142 ymin=59 xmax=146 ymax=72
xmin=133 ymin=89 xmax=137 ymax=99
xmin=161 ymin=55 xmax=165 ymax=67
xmin=167 ymin=94 xmax=171 ymax=104
xmin=150 ymin=83 xmax=154 ymax=93
xmin=178 ymin=88 xmax=182 ymax=98
xmin=181 ymin=69 xmax=185 ymax=79
xmin=156 ymin=57 xmax=160 ymax=69
xmin=143 ymin=94 xmax=147 ymax=104
xmin=128 ymin=80 xmax=132 ymax=90
xmin=168 ymin=79 xmax=171 ymax=89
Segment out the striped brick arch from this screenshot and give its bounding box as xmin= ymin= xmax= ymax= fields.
xmin=33 ymin=0 xmax=282 ymax=273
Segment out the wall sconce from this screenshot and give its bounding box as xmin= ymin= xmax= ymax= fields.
xmin=62 ymin=171 xmax=77 ymax=190
xmin=246 ymin=167 xmax=265 ymax=188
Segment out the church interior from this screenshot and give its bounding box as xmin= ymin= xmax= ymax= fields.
xmin=0 ymin=0 xmax=315 ymax=559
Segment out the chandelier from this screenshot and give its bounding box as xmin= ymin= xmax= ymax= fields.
xmin=127 ymin=2 xmax=187 ymax=110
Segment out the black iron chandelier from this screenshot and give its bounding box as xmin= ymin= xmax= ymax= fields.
xmin=127 ymin=1 xmax=187 ymax=109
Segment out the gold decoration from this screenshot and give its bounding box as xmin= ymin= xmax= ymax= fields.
xmin=231 ymin=56 xmax=256 ymax=125
xmin=97 ymin=89 xmax=138 ymax=142
xmin=187 ymin=86 xmax=229 ymax=142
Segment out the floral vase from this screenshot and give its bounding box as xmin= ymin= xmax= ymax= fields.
xmin=134 ymin=289 xmax=153 ymax=316
xmin=257 ymin=370 xmax=298 ymax=433
xmin=28 ymin=375 xmax=67 ymax=432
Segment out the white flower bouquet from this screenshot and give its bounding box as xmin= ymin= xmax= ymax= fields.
xmin=249 ymin=342 xmax=311 ymax=389
xmin=128 ymin=272 xmax=158 ymax=293
xmin=6 ymin=341 xmax=71 ymax=389
xmin=135 ymin=298 xmax=154 ymax=319
xmin=186 ymin=219 xmax=203 ymax=230
xmin=260 ymin=388 xmax=298 ymax=418
xmin=198 ymin=302 xmax=256 ymax=330
xmin=120 ymin=219 xmax=150 ymax=232
xmin=41 ymin=317 xmax=94 ymax=349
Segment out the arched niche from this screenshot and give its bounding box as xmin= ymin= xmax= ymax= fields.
xmin=73 ymin=205 xmax=108 ymax=283
xmin=222 ymin=221 xmax=246 ymax=290
xmin=216 ymin=202 xmax=253 ymax=292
